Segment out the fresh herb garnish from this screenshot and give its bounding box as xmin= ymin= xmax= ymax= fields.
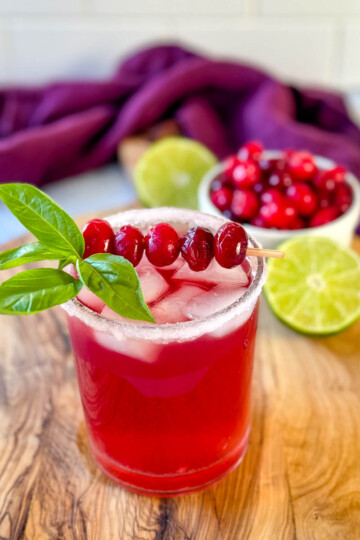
xmin=0 ymin=183 xmax=155 ymax=323
xmin=0 ymin=268 xmax=82 ymax=315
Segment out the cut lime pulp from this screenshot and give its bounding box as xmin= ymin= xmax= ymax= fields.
xmin=134 ymin=137 xmax=217 ymax=209
xmin=264 ymin=236 xmax=360 ymax=335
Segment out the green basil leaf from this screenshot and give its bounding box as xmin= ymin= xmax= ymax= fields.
xmin=76 ymin=253 xmax=155 ymax=323
xmin=0 ymin=242 xmax=62 ymax=270
xmin=0 ymin=268 xmax=82 ymax=315
xmin=0 ymin=183 xmax=84 ymax=258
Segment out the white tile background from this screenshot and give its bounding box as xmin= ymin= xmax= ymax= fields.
xmin=0 ymin=0 xmax=359 ymax=89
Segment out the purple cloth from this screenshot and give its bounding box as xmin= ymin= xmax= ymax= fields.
xmin=1 ymin=44 xmax=360 ymax=187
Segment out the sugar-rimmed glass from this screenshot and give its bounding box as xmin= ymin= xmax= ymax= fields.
xmin=62 ymin=208 xmax=267 ymax=496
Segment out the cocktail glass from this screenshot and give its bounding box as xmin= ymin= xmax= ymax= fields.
xmin=62 ymin=208 xmax=267 ymax=496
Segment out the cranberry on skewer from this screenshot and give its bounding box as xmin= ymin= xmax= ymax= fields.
xmin=82 ymin=219 xmax=115 ymax=259
xmin=114 ymin=225 xmax=144 ymax=267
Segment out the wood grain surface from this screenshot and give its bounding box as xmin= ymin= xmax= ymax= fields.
xmin=0 ymin=220 xmax=359 ymax=540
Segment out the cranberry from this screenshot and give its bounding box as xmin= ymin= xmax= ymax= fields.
xmin=259 ymin=193 xmax=288 ymax=229
xmin=309 ymin=207 xmax=338 ymax=227
xmin=260 ymin=188 xmax=284 ymax=206
xmin=238 ymin=140 xmax=263 ymax=161
xmin=214 ymin=222 xmax=248 ymax=269
xmin=181 ymin=226 xmax=214 ymax=272
xmin=259 ymin=157 xmax=286 ymax=176
xmin=287 ymin=215 xmax=305 ymax=230
xmin=210 ymin=172 xmax=231 ymax=191
xmin=314 ymin=166 xmax=346 ymax=193
xmin=145 ymin=223 xmax=180 ymax=267
xmin=318 ymin=191 xmax=332 ymax=209
xmin=224 ymin=155 xmax=241 ymax=180
xmin=281 ymin=203 xmax=298 ymax=230
xmin=253 ymin=181 xmax=267 ymax=195
xmin=335 ymin=183 xmax=353 ymax=214
xmin=328 ymin=165 xmax=346 ymax=184
xmin=114 ymin=225 xmax=144 ymax=267
xmin=210 ymin=186 xmax=233 ymax=211
xmin=314 ymin=171 xmax=335 ymax=193
xmin=250 ymin=215 xmax=268 ymax=228
xmin=287 ymin=151 xmax=317 ymax=181
xmin=231 ymin=189 xmax=259 ymax=221
xmin=82 ymin=219 xmax=115 ymax=259
xmin=232 ymin=160 xmax=261 ymax=188
xmin=268 ymin=170 xmax=293 ymax=190
xmin=286 ymin=182 xmax=318 ymax=217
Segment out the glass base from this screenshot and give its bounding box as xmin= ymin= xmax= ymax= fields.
xmin=91 ymin=431 xmax=249 ymax=497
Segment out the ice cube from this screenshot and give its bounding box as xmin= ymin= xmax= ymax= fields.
xmin=151 ymin=285 xmax=204 ymax=324
xmin=96 ymin=305 xmax=159 ymax=362
xmin=77 ymin=286 xmax=105 ymax=313
xmin=137 ymin=264 xmax=169 ymax=304
xmin=173 ymin=258 xmax=250 ymax=287
xmin=186 ymin=284 xmax=248 ymax=320
xmin=186 ymin=284 xmax=252 ymax=338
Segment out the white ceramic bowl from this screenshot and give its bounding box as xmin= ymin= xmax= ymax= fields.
xmin=199 ymin=151 xmax=360 ymax=248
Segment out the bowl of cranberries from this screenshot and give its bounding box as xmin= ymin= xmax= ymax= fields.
xmin=199 ymin=142 xmax=360 ymax=249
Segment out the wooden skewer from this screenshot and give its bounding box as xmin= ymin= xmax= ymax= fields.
xmin=246 ymin=247 xmax=284 ymax=258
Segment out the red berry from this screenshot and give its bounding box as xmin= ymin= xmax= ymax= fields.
xmin=253 ymin=181 xmax=267 ymax=195
xmin=231 ymin=189 xmax=259 ymax=221
xmin=250 ymin=215 xmax=268 ymax=228
xmin=224 ymin=155 xmax=241 ymax=179
xmin=286 ymin=182 xmax=317 ymax=217
xmin=259 ymin=193 xmax=288 ymax=229
xmin=314 ymin=165 xmax=346 ymax=193
xmin=210 ymin=187 xmax=233 ymax=211
xmin=314 ymin=171 xmax=335 ymax=193
xmin=287 ymin=151 xmax=317 ymax=181
xmin=181 ymin=226 xmax=214 ymax=272
xmin=260 ymin=188 xmax=284 ymax=206
xmin=210 ymin=172 xmax=231 ymax=191
xmin=318 ymin=191 xmax=332 ymax=209
xmin=335 ymin=183 xmax=353 ymax=214
xmin=328 ymin=165 xmax=346 ymax=184
xmin=259 ymin=157 xmax=286 ymax=176
xmin=82 ymin=219 xmax=115 ymax=259
xmin=309 ymin=207 xmax=338 ymax=227
xmin=281 ymin=203 xmax=298 ymax=230
xmin=238 ymin=140 xmax=263 ymax=161
xmin=214 ymin=222 xmax=248 ymax=269
xmin=145 ymin=223 xmax=180 ymax=267
xmin=114 ymin=225 xmax=144 ymax=267
xmin=232 ymin=160 xmax=261 ymax=188
xmin=268 ymin=170 xmax=293 ymax=190
xmin=287 ymin=215 xmax=305 ymax=230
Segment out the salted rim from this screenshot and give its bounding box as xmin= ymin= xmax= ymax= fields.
xmin=61 ymin=208 xmax=267 ymax=343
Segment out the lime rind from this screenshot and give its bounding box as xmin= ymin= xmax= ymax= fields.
xmin=134 ymin=137 xmax=217 ymax=209
xmin=264 ymin=236 xmax=360 ymax=335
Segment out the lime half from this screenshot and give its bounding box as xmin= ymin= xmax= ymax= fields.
xmin=264 ymin=236 xmax=360 ymax=335
xmin=134 ymin=137 xmax=217 ymax=209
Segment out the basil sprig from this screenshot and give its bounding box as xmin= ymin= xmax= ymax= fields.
xmin=0 ymin=183 xmax=155 ymax=322
xmin=77 ymin=254 xmax=154 ymax=323
xmin=0 ymin=269 xmax=82 ymax=315
xmin=0 ymin=242 xmax=61 ymax=270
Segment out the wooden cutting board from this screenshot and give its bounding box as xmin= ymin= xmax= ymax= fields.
xmin=0 ymin=209 xmax=359 ymax=540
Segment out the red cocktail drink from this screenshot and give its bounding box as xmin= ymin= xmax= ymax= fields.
xmin=63 ymin=208 xmax=267 ymax=496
